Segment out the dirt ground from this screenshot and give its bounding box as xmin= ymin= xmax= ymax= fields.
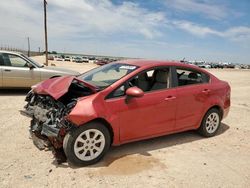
xmin=0 ymin=56 xmax=250 ymax=188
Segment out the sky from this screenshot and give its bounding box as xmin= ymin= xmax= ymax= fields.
xmin=0 ymin=0 xmax=250 ymax=64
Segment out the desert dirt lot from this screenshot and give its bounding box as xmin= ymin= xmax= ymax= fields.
xmin=0 ymin=56 xmax=250 ymax=188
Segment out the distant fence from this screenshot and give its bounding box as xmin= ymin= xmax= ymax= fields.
xmin=0 ymin=46 xmax=43 ymax=57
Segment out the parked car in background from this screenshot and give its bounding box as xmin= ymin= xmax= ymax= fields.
xmin=240 ymin=64 xmax=249 ymax=69
xmin=54 ymin=56 xmax=64 ymax=61
xmin=198 ymin=64 xmax=211 ymax=69
xmin=82 ymin=57 xmax=89 ymax=63
xmin=21 ymin=60 xmax=230 ymax=166
xmin=71 ymin=56 xmax=76 ymax=62
xmin=0 ymin=50 xmax=79 ymax=88
xmin=95 ymin=59 xmax=109 ymax=66
xmin=75 ymin=57 xmax=83 ymax=63
xmin=210 ymin=63 xmax=224 ymax=69
xmin=64 ymin=56 xmax=71 ymax=61
xmin=88 ymin=57 xmax=96 ymax=63
xmin=224 ymin=63 xmax=235 ymax=69
xmin=48 ymin=55 xmax=54 ymax=61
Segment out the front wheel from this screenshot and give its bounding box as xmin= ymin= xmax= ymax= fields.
xmin=198 ymin=108 xmax=221 ymax=137
xmin=63 ymin=122 xmax=111 ymax=166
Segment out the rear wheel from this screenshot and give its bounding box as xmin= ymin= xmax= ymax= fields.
xmin=63 ymin=122 xmax=110 ymax=166
xmin=198 ymin=108 xmax=221 ymax=137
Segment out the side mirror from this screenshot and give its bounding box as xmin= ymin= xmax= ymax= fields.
xmin=126 ymin=86 xmax=144 ymax=98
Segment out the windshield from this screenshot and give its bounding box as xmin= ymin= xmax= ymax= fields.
xmin=78 ymin=63 xmax=138 ymax=89
xmin=21 ymin=54 xmax=44 ymax=68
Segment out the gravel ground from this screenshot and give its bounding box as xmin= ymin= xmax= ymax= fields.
xmin=0 ymin=57 xmax=250 ymax=188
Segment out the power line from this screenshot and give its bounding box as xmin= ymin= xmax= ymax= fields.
xmin=44 ymin=0 xmax=48 ymax=66
xmin=27 ymin=37 xmax=30 ymax=57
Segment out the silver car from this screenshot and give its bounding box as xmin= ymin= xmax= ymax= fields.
xmin=0 ymin=51 xmax=79 ymax=88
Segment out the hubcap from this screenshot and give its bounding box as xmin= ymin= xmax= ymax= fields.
xmin=74 ymin=129 xmax=105 ymax=161
xmin=205 ymin=112 xmax=220 ymax=134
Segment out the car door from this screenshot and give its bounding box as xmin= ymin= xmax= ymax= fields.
xmin=1 ymin=53 xmax=41 ymax=88
xmin=174 ymin=67 xmax=211 ymax=130
xmin=105 ymin=66 xmax=177 ymax=142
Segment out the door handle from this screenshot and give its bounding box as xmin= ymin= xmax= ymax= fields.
xmin=4 ymin=69 xmax=11 ymax=72
xmin=164 ymin=96 xmax=176 ymax=101
xmin=202 ymin=89 xmax=210 ymax=94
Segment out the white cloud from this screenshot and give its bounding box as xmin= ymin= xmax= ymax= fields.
xmin=0 ymin=0 xmax=166 ymax=50
xmin=48 ymin=0 xmax=166 ymax=39
xmin=172 ymin=21 xmax=222 ymax=37
xmin=0 ymin=0 xmax=43 ymax=50
xmin=165 ymin=0 xmax=228 ymax=20
xmin=224 ymin=26 xmax=250 ymax=41
xmin=172 ymin=20 xmax=250 ymax=42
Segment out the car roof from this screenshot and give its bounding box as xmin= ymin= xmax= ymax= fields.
xmin=118 ymin=59 xmax=195 ymax=68
xmin=117 ymin=59 xmax=211 ymax=75
xmin=0 ymin=50 xmax=22 ymax=56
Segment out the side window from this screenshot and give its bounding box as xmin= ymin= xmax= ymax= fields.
xmin=2 ymin=54 xmax=29 ymax=67
xmin=176 ymin=68 xmax=209 ymax=86
xmin=9 ymin=54 xmax=29 ymax=67
xmin=0 ymin=54 xmax=4 ymax=66
xmin=132 ymin=67 xmax=170 ymax=92
xmin=112 ymin=85 xmax=125 ymax=97
xmin=107 ymin=67 xmax=170 ymax=99
xmin=106 ymin=83 xmax=127 ymax=99
xmin=146 ymin=70 xmax=154 ymax=77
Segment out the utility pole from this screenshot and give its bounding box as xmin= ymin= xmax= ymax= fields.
xmin=27 ymin=37 xmax=30 ymax=57
xmin=44 ymin=0 xmax=48 ymax=66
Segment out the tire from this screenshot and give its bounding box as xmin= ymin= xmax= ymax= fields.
xmin=198 ymin=108 xmax=221 ymax=137
xmin=63 ymin=122 xmax=111 ymax=166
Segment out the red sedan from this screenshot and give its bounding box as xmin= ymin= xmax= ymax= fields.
xmin=21 ymin=60 xmax=230 ymax=166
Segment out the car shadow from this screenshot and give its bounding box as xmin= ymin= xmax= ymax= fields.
xmin=0 ymin=89 xmax=30 ymax=96
xmin=53 ymin=123 xmax=229 ymax=169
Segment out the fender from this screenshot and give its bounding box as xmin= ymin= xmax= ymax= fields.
xmin=67 ymin=93 xmax=120 ymax=145
xmin=194 ymin=91 xmax=224 ymax=129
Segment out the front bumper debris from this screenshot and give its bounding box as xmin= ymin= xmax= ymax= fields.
xmin=29 ymin=127 xmax=67 ymax=164
xmin=41 ymin=123 xmax=60 ymax=137
xmin=20 ymin=109 xmax=33 ymax=118
xmin=29 ymin=129 xmax=50 ymax=150
xmin=20 ymin=108 xmax=61 ymax=138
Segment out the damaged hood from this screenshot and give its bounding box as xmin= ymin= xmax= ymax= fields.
xmin=32 ymin=76 xmax=97 ymax=99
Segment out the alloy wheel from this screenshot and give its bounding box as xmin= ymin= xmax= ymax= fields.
xmin=205 ymin=112 xmax=220 ymax=134
xmin=73 ymin=129 xmax=105 ymax=161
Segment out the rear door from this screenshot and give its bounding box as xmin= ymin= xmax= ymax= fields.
xmin=173 ymin=67 xmax=210 ymax=130
xmin=1 ymin=53 xmax=41 ymax=88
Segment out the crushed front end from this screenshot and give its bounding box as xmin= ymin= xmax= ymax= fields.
xmin=20 ymin=91 xmax=77 ymax=150
xmin=20 ymin=76 xmax=97 ymax=153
